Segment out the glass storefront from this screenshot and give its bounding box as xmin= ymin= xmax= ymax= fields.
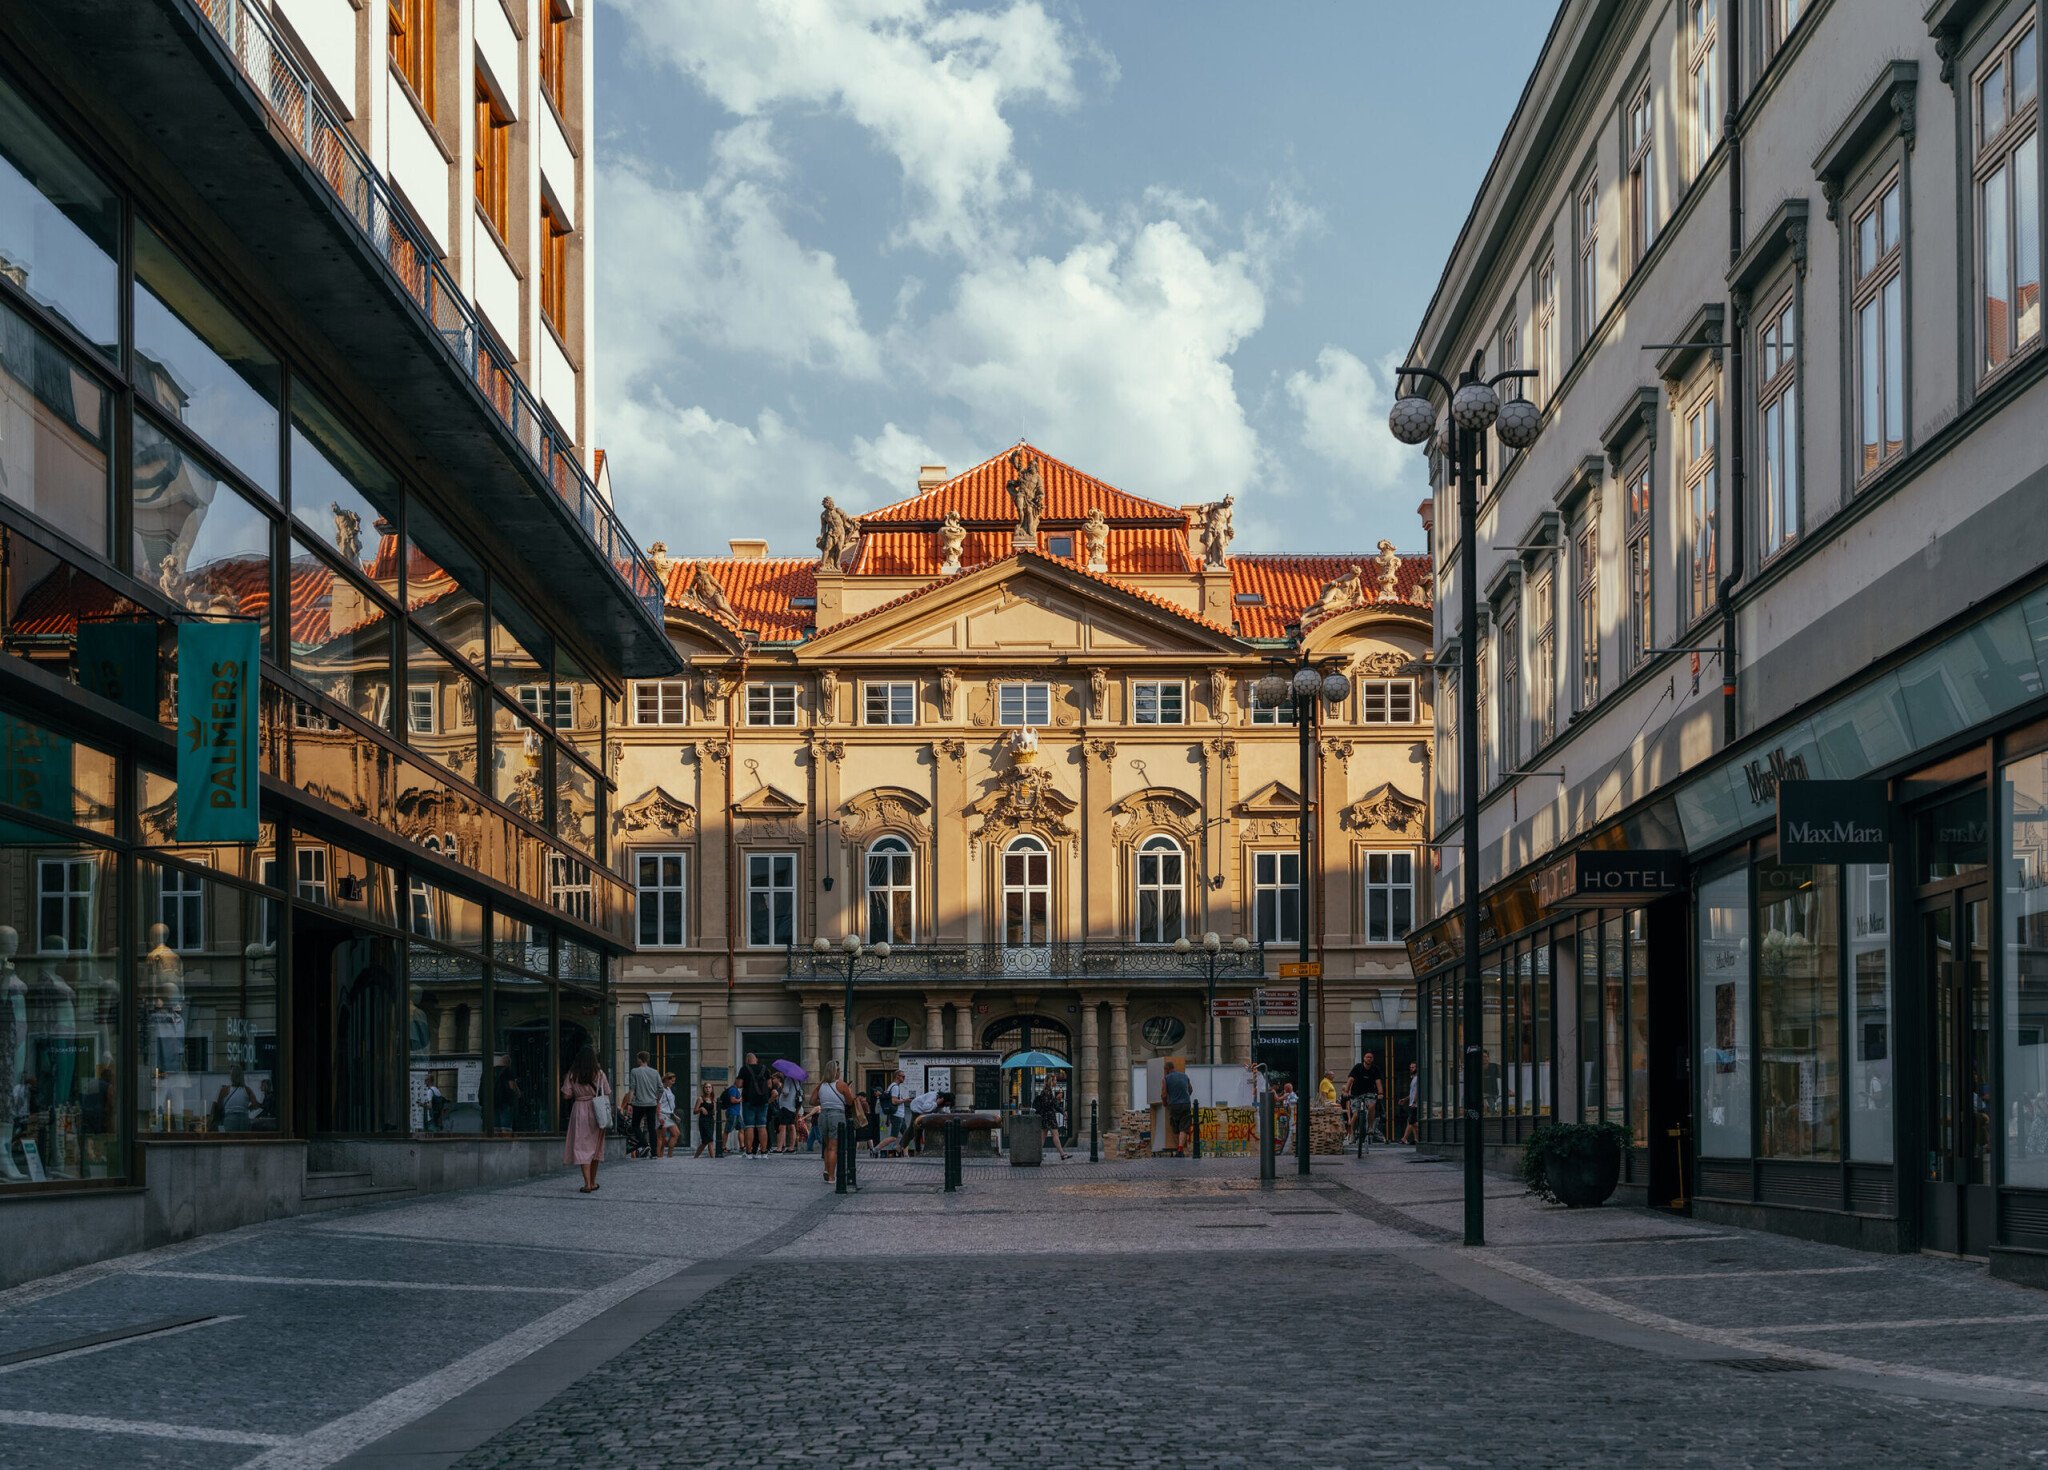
xmin=2001 ymin=751 xmax=2048 ymax=1188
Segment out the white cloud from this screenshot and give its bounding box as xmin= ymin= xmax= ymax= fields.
xmin=1285 ymin=346 xmax=1421 ymax=499
xmin=851 ymin=422 xmax=947 ymax=495
xmin=914 ymin=218 xmax=1267 ymax=505
xmin=610 ymin=0 xmax=1082 ymax=251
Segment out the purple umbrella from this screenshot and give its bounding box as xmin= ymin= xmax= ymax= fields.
xmin=772 ymin=1058 xmax=808 ymax=1082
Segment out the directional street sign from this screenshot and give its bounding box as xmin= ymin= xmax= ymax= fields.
xmin=1211 ymin=998 xmax=1252 ymax=1019
xmin=1255 ymin=988 xmax=1301 ymax=1016
xmin=1277 ymin=961 xmax=1321 ymax=978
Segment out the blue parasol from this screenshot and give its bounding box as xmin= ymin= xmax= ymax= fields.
xmin=1000 ymin=1050 xmax=1071 ymax=1070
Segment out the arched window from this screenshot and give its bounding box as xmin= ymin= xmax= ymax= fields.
xmin=865 ymin=836 xmax=915 ymax=944
xmin=1135 ymin=835 xmax=1185 ymax=944
xmin=1002 ymin=836 xmax=1051 ymax=949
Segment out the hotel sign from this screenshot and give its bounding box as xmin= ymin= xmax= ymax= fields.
xmin=1776 ymin=780 xmax=1890 ymax=864
xmin=1536 ymin=850 xmax=1686 ymax=909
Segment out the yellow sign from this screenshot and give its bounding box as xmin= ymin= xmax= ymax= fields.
xmin=1278 ymin=961 xmax=1321 ymax=978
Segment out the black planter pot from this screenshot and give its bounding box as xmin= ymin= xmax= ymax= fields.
xmin=1544 ymin=1132 xmax=1622 ymax=1208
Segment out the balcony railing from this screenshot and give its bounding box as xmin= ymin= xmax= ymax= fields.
xmin=187 ymin=0 xmax=662 ymax=625
xmin=786 ymin=942 xmax=1270 ymax=986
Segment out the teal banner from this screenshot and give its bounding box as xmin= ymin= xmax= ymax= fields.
xmin=176 ymin=621 xmax=260 ymax=843
xmin=0 ymin=711 xmax=74 ymax=841
xmin=77 ymin=618 xmax=159 ymax=719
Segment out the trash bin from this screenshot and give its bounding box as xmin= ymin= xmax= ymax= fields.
xmin=1007 ymin=1113 xmax=1044 ymax=1166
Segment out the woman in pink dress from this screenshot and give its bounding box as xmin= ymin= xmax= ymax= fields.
xmin=561 ymin=1044 xmax=610 ymax=1193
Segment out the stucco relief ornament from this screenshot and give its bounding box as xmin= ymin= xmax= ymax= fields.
xmin=1086 ymin=738 xmax=1117 ymax=764
xmin=818 ymin=669 xmax=839 ymax=724
xmin=1082 ymin=507 xmax=1109 ymax=572
xmin=1304 ymin=564 xmax=1366 ymax=626
xmin=1088 ymin=667 xmax=1108 ymax=719
xmin=1008 ymin=726 xmax=1040 ymax=764
xmin=1354 ymin=651 xmax=1410 ymax=680
xmin=331 ymin=503 xmax=363 ymax=563
xmin=938 ymin=667 xmax=959 ymax=719
xmin=938 ymin=510 xmax=966 ymax=575
xmin=934 ymin=737 xmax=967 ymax=764
xmin=689 ymin=564 xmax=737 ymax=621
xmin=1199 ymin=496 xmax=1235 ymax=570
xmin=1208 ymin=668 xmax=1229 ymax=720
xmin=698 ymin=671 xmax=730 ymax=707
xmin=1346 ymin=783 xmax=1426 ymax=833
xmin=969 ymin=762 xmax=1077 ymax=841
xmin=1374 ymin=540 xmax=1402 ymax=596
xmin=614 ymin=786 xmax=699 ymax=837
xmin=1005 ymin=451 xmax=1046 ymax=542
xmin=816 ymin=497 xmax=860 ymax=569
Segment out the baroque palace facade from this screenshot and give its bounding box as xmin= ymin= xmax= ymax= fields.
xmin=612 ymin=446 xmax=1434 ymax=1124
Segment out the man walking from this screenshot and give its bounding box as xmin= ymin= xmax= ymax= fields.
xmin=885 ymin=1069 xmax=913 ymax=1146
xmin=625 ymin=1051 xmax=663 ymax=1160
xmin=1160 ymin=1059 xmax=1195 ymax=1157
xmin=738 ymin=1052 xmax=773 ymax=1158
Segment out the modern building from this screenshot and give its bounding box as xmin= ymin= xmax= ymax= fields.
xmin=612 ymin=447 xmax=1432 ymax=1129
xmin=0 ymin=0 xmax=674 ymax=1284
xmin=1403 ymin=0 xmax=2048 ymax=1283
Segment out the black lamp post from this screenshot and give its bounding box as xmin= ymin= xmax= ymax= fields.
xmin=1386 ymin=351 xmax=1542 ymax=1247
xmin=1255 ymin=648 xmax=1350 ymax=1175
xmin=1174 ymin=930 xmax=1260 ymax=1158
xmin=810 ymin=932 xmax=892 ymax=1080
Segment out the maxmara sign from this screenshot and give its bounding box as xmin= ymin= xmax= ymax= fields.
xmin=1776 ymin=779 xmax=1891 ymax=864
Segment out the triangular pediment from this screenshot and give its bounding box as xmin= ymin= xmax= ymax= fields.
xmin=1344 ymin=782 xmax=1426 ymax=834
xmin=615 ymin=784 xmax=699 ymax=838
xmin=1236 ymin=781 xmax=1304 ymax=817
xmin=732 ymin=783 xmax=805 ymax=818
xmin=803 ymin=553 xmax=1240 ymax=660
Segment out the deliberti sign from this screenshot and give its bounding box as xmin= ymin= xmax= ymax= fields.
xmin=1775 ymin=780 xmax=1891 ymax=863
xmin=1535 ymin=850 xmax=1686 ymax=909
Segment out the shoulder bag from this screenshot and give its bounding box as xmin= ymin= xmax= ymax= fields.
xmin=591 ymin=1075 xmax=613 ymax=1130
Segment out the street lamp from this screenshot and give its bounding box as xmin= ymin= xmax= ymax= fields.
xmin=1387 ymin=350 xmax=1542 ymax=1247
xmin=1255 ymin=649 xmax=1351 ymax=1175
xmin=1173 ymin=931 xmax=1259 ymax=1158
xmin=813 ymin=932 xmax=891 ymax=1079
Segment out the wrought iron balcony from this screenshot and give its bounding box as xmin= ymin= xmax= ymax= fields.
xmin=785 ymin=942 xmax=1270 ymax=987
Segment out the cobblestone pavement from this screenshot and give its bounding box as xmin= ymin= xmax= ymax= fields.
xmin=3 ymin=1149 xmax=2047 ymax=1467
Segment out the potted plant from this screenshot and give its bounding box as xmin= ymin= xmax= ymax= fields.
xmin=1521 ymin=1121 xmax=1629 ymax=1207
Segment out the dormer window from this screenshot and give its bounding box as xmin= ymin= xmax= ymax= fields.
xmin=1047 ymin=535 xmax=1074 ymax=558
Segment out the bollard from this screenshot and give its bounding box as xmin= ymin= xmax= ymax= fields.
xmin=1192 ymin=1100 xmax=1203 ymax=1161
xmin=835 ymin=1116 xmax=851 ymax=1194
xmin=1258 ymin=1090 xmax=1276 ymax=1185
xmin=943 ymin=1122 xmax=962 ymax=1192
xmin=847 ymin=1114 xmax=859 ymax=1192
xmin=1089 ymin=1099 xmax=1099 ymax=1164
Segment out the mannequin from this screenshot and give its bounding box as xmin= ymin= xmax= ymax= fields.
xmin=0 ymin=927 xmax=25 ymax=1180
xmin=27 ymin=964 xmax=76 ymax=1116
xmin=141 ymin=922 xmax=185 ymax=1127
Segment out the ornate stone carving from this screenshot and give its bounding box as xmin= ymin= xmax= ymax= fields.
xmin=1891 ymin=82 xmax=1917 ymax=151
xmin=1353 ymin=651 xmax=1410 ymax=680
xmin=1321 ymin=737 xmax=1353 ymax=762
xmin=694 ymin=739 xmax=729 ymax=765
xmin=938 ymin=668 xmax=959 ymax=719
xmin=615 ymin=785 xmax=699 ymax=837
xmin=969 ymin=763 xmax=1077 ymax=842
xmin=840 ymin=785 xmax=933 ymax=845
xmin=1108 ymin=787 xmax=1201 ymax=844
xmin=816 ymin=496 xmax=859 ymax=568
xmin=807 ymin=735 xmax=845 ymax=764
xmin=934 ymin=737 xmax=967 ymax=764
xmin=1346 ymin=783 xmax=1426 ymax=833
xmin=1005 ymin=451 xmax=1046 ymax=540
xmin=818 ymin=669 xmax=839 ymax=724
xmin=1206 ymin=737 xmax=1237 ymax=762
xmin=1303 ymin=564 xmax=1366 ymax=626
xmin=331 ymin=503 xmax=362 ymax=563
xmin=1082 ymin=507 xmax=1108 ymax=572
xmin=1088 ymin=667 xmax=1107 ymax=719
xmin=1374 ymin=539 xmax=1401 ymax=596
xmin=698 ymin=671 xmax=730 ymax=707
xmin=1208 ymin=668 xmax=1229 ymax=720
xmin=938 ymin=511 xmax=966 ymax=575
xmin=689 ymin=564 xmax=737 ymax=621
xmin=1007 ymin=726 xmax=1039 ymax=760
xmin=648 ymin=541 xmax=673 ymax=580
xmin=1198 ymin=496 xmax=1235 ymax=569
xmin=1086 ymin=738 xmax=1118 ymax=764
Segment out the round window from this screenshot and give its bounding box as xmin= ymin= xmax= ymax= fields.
xmin=865 ymin=1017 xmax=911 ymax=1048
xmin=1140 ymin=1016 xmax=1186 ymax=1049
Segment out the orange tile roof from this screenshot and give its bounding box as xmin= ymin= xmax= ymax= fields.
xmin=661 ymin=557 xmax=817 ymax=642
xmin=860 ymin=444 xmax=1188 ymax=526
xmin=1227 ymin=554 xmax=1432 ymax=639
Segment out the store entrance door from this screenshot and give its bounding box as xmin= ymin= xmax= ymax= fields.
xmin=1355 ymin=1029 xmax=1416 ymax=1139
xmin=290 ymin=915 xmax=402 ymax=1137
xmin=1919 ymin=889 xmax=1992 ymax=1255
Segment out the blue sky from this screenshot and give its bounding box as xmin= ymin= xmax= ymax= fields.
xmin=593 ymin=1 xmax=1556 ymax=556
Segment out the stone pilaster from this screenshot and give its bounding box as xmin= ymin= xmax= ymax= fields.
xmin=924 ymin=998 xmax=946 ymax=1048
xmin=1078 ymin=999 xmax=1101 ymax=1128
xmin=1108 ymin=995 xmax=1131 ymax=1113
xmin=800 ymin=1000 xmax=821 ymax=1082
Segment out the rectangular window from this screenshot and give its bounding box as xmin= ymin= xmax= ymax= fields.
xmin=1248 ymin=686 xmax=1297 ymax=725
xmin=1575 ymin=520 xmax=1600 ymax=709
xmin=2001 ymin=751 xmax=2048 ymax=1186
xmin=1530 ymin=565 xmax=1556 ymax=748
xmin=1359 ymin=679 xmax=1416 ymax=725
xmin=474 ymin=75 xmax=509 ymax=237
xmin=540 ymin=7 xmax=568 ymax=113
xmin=407 ymin=685 xmax=438 ymax=735
xmin=1627 ymin=82 xmax=1656 ymax=266
xmin=1756 ymin=291 xmax=1800 ymax=557
xmin=746 ymin=851 xmax=796 ymax=948
xmin=389 ymin=0 xmax=435 ymax=113
xmin=1625 ymin=460 xmax=1653 ymax=669
xmin=1364 ymin=851 xmax=1415 ymax=944
xmin=294 ymin=847 xmax=329 ymax=905
xmin=1132 ymin=680 xmax=1185 ymax=725
xmin=997 ymin=682 xmax=1051 ymax=726
xmin=548 ymin=853 xmax=593 ymax=924
xmin=745 ymin=683 xmax=798 ymax=727
xmin=1766 ymin=0 xmax=1804 ymax=58
xmin=1534 ymin=255 xmax=1558 ymax=406
xmin=1697 ymin=868 xmax=1751 ymax=1156
xmin=631 ymin=679 xmax=689 ymax=726
xmin=1476 ymin=629 xmax=1494 ymax=791
xmin=1684 ymin=391 xmax=1719 ymax=626
xmin=1689 ymin=0 xmax=1720 ymax=175
xmin=1852 ymin=174 xmax=1905 ymax=479
xmin=1758 ymin=862 xmax=1841 ymax=1159
xmin=1577 ymin=175 xmax=1599 ymax=343
xmin=635 ymin=850 xmax=688 ymax=949
xmin=1847 ymin=861 xmax=1893 ymax=1163
xmin=37 ymin=857 xmax=96 ymax=953
xmin=1252 ymin=851 xmax=1300 ymax=945
xmin=1498 ymin=605 xmax=1521 ymax=775
xmin=862 ymin=682 xmax=918 ymax=726
xmin=540 ymin=205 xmax=570 ymax=335
xmin=1496 ymin=315 xmax=1521 ymax=455
xmin=517 ymin=683 xmax=573 ymax=729
xmin=1976 ymin=20 xmax=2041 ymax=378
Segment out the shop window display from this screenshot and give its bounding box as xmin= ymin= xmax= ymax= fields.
xmin=1757 ymin=862 xmax=1841 ymax=1159
xmin=1696 ymin=868 xmax=1751 ymax=1156
xmin=1846 ymin=863 xmax=1893 ymax=1162
xmin=2002 ymin=751 xmax=2048 ymax=1186
xmin=410 ymin=941 xmax=486 ymax=1134
xmin=1627 ymin=911 xmax=1650 ymax=1147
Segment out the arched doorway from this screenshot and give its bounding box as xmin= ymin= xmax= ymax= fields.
xmin=982 ymin=1014 xmax=1073 ymax=1134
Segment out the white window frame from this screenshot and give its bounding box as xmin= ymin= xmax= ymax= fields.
xmin=291 ymin=698 xmax=337 ymax=731
xmin=1134 ymin=834 xmax=1185 ymax=945
xmin=1974 ymin=18 xmax=2041 ymax=381
xmin=864 ymin=835 xmax=916 ymax=944
xmin=1627 ymin=80 xmax=1656 ymax=268
xmin=1358 ymin=679 xmax=1416 ymax=725
xmin=1852 ymin=172 xmax=1905 ymax=483
xmin=745 ymin=850 xmax=797 ymax=948
xmin=1534 ymin=253 xmax=1559 ymax=405
xmin=1247 ymin=684 xmax=1298 ymax=725
xmin=1131 ymin=680 xmax=1185 ymax=726
xmin=1252 ymin=850 xmax=1300 ymax=946
xmin=1498 ymin=603 xmax=1521 ymax=775
xmin=1576 ymin=173 xmax=1600 ymax=344
xmin=631 ymin=679 xmax=690 ymax=726
xmin=1001 ymin=835 xmax=1051 ymax=949
xmin=996 ymin=682 xmax=1051 ymax=727
xmin=1757 ymin=289 xmax=1800 ymax=558
xmin=862 ymin=682 xmax=918 ymax=726
xmin=1530 ymin=563 xmax=1557 ymax=749
xmin=1689 ymin=0 xmax=1720 ymax=177
xmin=409 ymin=836 xmax=441 ymax=939
xmin=549 ymin=852 xmax=594 ymax=924
xmin=158 ymin=860 xmax=208 ymax=953
xmin=1363 ymin=850 xmax=1416 ymax=945
xmin=1683 ymin=388 xmax=1719 ymax=627
xmin=37 ymin=857 xmax=96 ymax=954
xmin=744 ymin=682 xmax=798 ymax=727
xmin=517 ymin=683 xmax=573 ymax=729
xmin=635 ymin=849 xmax=689 ymax=949
xmin=1575 ymin=517 xmax=1600 ymax=710
xmin=1625 ymin=457 xmax=1653 ymax=670
xmin=407 ymin=684 xmax=438 ymax=735
xmin=294 ymin=846 xmax=329 ymax=905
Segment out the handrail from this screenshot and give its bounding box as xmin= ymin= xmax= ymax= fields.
xmin=187 ymin=0 xmax=662 ymax=625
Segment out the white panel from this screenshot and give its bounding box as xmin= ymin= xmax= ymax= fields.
xmin=539 ymin=325 xmax=578 ymax=440
xmin=538 ymin=101 xmax=576 ymax=229
xmin=274 ymin=0 xmax=358 ymax=118
xmin=474 ymin=0 xmax=520 ymax=119
xmin=472 ymin=214 xmax=521 ymax=354
xmin=385 ymin=76 xmax=450 ymax=254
